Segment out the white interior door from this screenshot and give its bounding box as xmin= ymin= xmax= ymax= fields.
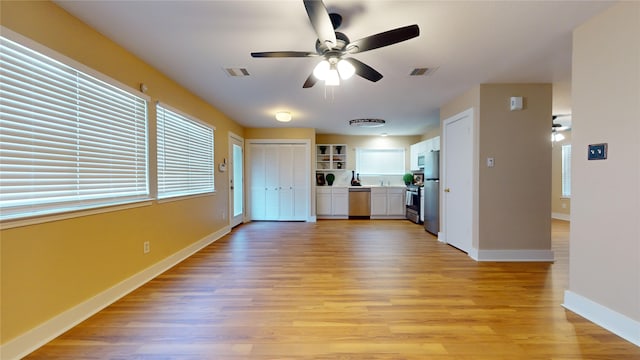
xmin=442 ymin=108 xmax=474 ymax=253
xmin=229 ymin=134 xmax=244 ymax=227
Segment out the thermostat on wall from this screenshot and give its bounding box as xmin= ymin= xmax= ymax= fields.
xmin=510 ymin=96 xmax=523 ymax=111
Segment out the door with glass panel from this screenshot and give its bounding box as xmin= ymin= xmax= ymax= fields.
xmin=229 ymin=134 xmax=244 ymax=227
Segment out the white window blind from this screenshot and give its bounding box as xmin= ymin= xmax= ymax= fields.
xmin=0 ymin=36 xmax=149 ymax=221
xmin=561 ymin=144 xmax=571 ymax=198
xmin=356 ymin=148 xmax=405 ymax=175
xmin=156 ymin=104 xmax=215 ymax=199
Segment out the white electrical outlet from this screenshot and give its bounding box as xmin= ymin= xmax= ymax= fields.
xmin=143 ymin=241 xmax=150 ymax=254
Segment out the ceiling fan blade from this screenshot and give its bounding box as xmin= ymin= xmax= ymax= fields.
xmin=344 ymin=58 xmax=383 ymax=82
xmin=346 ymin=24 xmax=420 ymax=54
xmin=304 ymin=0 xmax=337 ymax=49
xmin=303 ymin=72 xmax=318 ymax=88
xmin=251 ymin=51 xmax=318 ymax=58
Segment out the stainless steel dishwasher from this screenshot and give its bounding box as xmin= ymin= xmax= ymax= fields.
xmin=348 ymin=187 xmax=371 ymax=219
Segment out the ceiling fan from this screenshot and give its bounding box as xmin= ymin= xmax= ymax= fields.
xmin=552 ymin=114 xmax=571 ymax=142
xmin=250 ymin=0 xmax=420 ymax=88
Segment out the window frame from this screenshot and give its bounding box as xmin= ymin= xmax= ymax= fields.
xmin=561 ymin=144 xmax=571 ymax=198
xmin=0 ymin=29 xmax=152 ymax=229
xmin=355 ymin=148 xmax=406 ymax=176
xmin=156 ymin=102 xmax=216 ymax=201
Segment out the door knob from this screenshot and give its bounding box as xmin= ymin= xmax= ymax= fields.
xmin=444 ymin=188 xmax=451 ymax=193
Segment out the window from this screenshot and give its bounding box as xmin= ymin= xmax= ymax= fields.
xmin=156 ymin=103 xmax=215 ymax=199
xmin=561 ymin=144 xmax=571 ymax=198
xmin=356 ymin=148 xmax=405 ymax=175
xmin=0 ymin=35 xmax=149 ymax=221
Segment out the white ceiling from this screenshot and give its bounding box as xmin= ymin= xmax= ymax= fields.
xmin=55 ymin=0 xmax=612 ymax=136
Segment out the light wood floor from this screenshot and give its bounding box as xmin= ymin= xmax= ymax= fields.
xmin=26 ymin=219 xmax=639 ymax=359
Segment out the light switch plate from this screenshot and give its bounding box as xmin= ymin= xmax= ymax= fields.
xmin=588 ymin=143 xmax=607 ymax=160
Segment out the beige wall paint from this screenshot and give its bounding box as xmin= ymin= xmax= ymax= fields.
xmin=551 ymin=132 xmax=572 ymax=218
xmin=0 ymin=1 xmax=243 ymax=343
xmin=552 ymin=81 xmax=572 ymax=115
xmin=421 ymin=128 xmax=441 ymax=141
xmin=245 ymin=127 xmax=316 ymax=141
xmin=569 ymin=2 xmax=640 ymax=322
xmin=478 ymin=84 xmax=552 ymax=251
xmin=439 ymin=84 xmax=552 ymax=253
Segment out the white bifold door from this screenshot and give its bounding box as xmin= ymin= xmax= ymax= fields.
xmin=249 ymin=143 xmax=309 ymax=221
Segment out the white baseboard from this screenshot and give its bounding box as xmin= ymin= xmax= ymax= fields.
xmin=552 ymin=212 xmax=571 ymax=221
xmin=437 ymin=231 xmax=445 ymax=243
xmin=563 ymin=290 xmax=640 ymax=347
xmin=0 ymin=226 xmax=230 ymax=360
xmin=473 ymin=249 xmax=555 ymax=262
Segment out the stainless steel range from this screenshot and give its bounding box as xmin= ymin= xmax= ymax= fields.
xmin=405 ymin=184 xmax=421 ymax=224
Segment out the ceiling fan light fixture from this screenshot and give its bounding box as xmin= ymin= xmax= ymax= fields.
xmin=349 ymin=118 xmax=386 ymax=128
xmin=551 ymin=133 xmax=565 ymax=142
xmin=313 ymin=60 xmax=330 ymax=80
xmin=337 ymin=59 xmax=355 ymax=79
xmin=325 ymin=66 xmax=340 ymax=86
xmin=275 ymin=111 xmax=292 ymax=122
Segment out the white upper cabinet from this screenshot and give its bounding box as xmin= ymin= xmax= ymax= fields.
xmin=410 ymin=136 xmax=440 ymax=170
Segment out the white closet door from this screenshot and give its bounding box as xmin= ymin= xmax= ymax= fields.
xmin=278 ymin=145 xmax=294 ymax=220
xmin=291 ymin=144 xmax=308 ymax=220
xmin=264 ymin=145 xmax=280 ymax=220
xmin=249 ymin=142 xmax=309 ymax=221
xmin=250 ymin=145 xmax=267 ymax=220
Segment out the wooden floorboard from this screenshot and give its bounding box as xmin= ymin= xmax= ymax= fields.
xmin=25 ymin=219 xmax=640 ymax=359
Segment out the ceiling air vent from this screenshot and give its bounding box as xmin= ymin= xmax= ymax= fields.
xmin=224 ymin=68 xmax=250 ymax=77
xmin=409 ymin=67 xmax=438 ymax=76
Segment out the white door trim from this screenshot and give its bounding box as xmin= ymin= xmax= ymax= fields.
xmin=441 ymin=107 xmax=477 ymax=256
xmin=229 ymin=132 xmax=245 ymax=227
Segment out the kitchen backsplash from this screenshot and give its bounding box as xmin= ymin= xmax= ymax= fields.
xmin=319 ymin=172 xmax=406 ymax=187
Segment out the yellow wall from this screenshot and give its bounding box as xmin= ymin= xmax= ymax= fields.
xmin=1 ymin=0 xmax=243 ymax=343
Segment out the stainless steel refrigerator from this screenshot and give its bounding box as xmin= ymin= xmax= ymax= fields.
xmin=423 ymin=150 xmax=439 ymax=235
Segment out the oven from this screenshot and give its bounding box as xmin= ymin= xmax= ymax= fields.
xmin=405 ymin=185 xmax=421 ymax=224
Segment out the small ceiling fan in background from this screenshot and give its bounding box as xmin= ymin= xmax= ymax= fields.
xmin=251 ymin=0 xmax=420 ymax=88
xmin=552 ymin=114 xmax=571 ymax=142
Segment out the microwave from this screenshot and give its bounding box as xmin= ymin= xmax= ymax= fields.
xmin=417 ymin=154 xmax=425 ymax=169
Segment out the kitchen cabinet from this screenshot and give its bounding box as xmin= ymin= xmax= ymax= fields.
xmin=250 ymin=143 xmax=309 ymax=221
xmin=370 ymin=187 xmax=405 ymax=219
xmin=316 ymin=188 xmax=332 ymax=215
xmin=386 ymin=187 xmax=406 ymax=216
xmin=429 ymin=136 xmax=440 ymax=151
xmin=410 ymin=136 xmax=440 ymax=170
xmin=316 ymin=187 xmax=348 ymax=218
xmin=370 ymin=187 xmax=387 ymax=216
xmin=316 ymin=144 xmax=346 ymax=171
